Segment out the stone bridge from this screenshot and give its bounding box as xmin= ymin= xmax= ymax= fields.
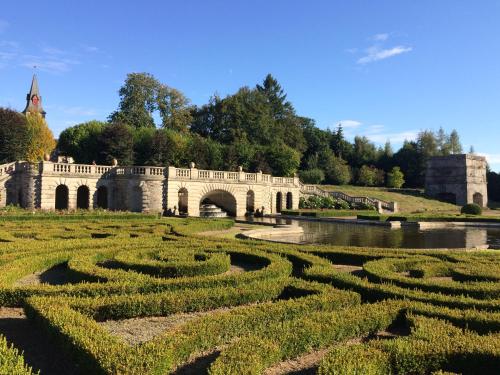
xmin=0 ymin=161 xmax=301 ymax=217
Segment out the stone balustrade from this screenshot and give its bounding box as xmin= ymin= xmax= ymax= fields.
xmin=168 ymin=166 xmax=300 ymax=187
xmin=42 ymin=162 xmax=166 ymax=177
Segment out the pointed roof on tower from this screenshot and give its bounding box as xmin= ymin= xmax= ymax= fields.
xmin=22 ymin=74 xmax=46 ymax=118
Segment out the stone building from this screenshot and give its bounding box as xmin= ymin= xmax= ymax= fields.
xmin=0 ymin=161 xmax=301 ymax=216
xmin=425 ymin=154 xmax=488 ymax=207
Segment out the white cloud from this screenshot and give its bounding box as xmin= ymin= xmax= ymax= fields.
xmin=335 ymin=119 xmax=418 ymax=145
xmin=0 ymin=52 xmax=16 ymax=60
xmin=358 ymin=45 xmax=413 ymax=64
xmin=372 ymin=33 xmax=389 ymax=42
xmin=0 ymin=40 xmax=19 ymax=48
xmin=21 ymin=54 xmax=80 ymax=74
xmin=0 ymin=20 xmax=8 ymax=33
xmin=478 ymin=153 xmax=500 ymax=165
xmin=336 ymin=120 xmax=362 ymax=129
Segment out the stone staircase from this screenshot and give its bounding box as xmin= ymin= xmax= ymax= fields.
xmin=299 ymin=184 xmax=398 ymax=213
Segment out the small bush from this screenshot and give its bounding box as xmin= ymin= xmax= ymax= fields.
xmin=461 ymin=203 xmax=482 ymax=215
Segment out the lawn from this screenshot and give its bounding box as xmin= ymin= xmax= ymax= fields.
xmin=0 ymin=212 xmax=499 ymax=374
xmin=320 ymin=185 xmax=460 ymax=214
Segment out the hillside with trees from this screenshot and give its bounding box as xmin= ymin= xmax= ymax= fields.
xmin=0 ymin=73 xmax=475 ymax=190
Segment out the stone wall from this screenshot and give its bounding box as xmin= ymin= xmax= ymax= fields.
xmin=425 ymin=154 xmax=488 ymax=207
xmin=0 ymin=161 xmax=300 ymax=217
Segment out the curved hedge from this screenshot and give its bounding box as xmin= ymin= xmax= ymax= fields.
xmin=0 ymin=215 xmax=499 ymax=374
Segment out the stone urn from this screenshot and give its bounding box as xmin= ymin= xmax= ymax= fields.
xmin=43 ymin=153 xmax=50 ymax=161
xmin=111 ymin=158 xmax=118 ymax=166
xmin=189 ymin=162 xmax=196 ymax=169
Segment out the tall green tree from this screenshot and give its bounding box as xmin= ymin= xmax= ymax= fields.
xmin=97 ymin=122 xmax=134 ymax=165
xmin=387 ymin=166 xmax=405 ymax=188
xmin=109 ymin=73 xmax=159 ymax=128
xmin=448 ymin=129 xmax=463 ymax=154
xmin=0 ymin=108 xmax=29 ymax=163
xmin=157 ymin=84 xmax=193 ymax=131
xmin=57 ymin=120 xmax=106 ymax=164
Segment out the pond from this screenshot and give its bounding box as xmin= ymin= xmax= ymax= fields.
xmin=246 ymin=217 xmax=500 ymax=249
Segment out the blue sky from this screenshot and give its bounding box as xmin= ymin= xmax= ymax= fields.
xmin=1 ymin=1 xmax=500 ymax=169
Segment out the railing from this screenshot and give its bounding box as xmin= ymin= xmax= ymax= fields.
xmin=169 ymin=166 xmax=298 ymax=187
xmin=47 ymin=162 xmax=166 ymax=177
xmin=300 ymin=184 xmax=397 ymax=213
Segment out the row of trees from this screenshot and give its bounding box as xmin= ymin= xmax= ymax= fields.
xmin=0 ymin=72 xmax=468 ymax=189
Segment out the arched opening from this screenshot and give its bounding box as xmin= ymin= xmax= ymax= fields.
xmin=200 ymin=190 xmax=237 ymax=217
xmin=96 ymin=186 xmax=108 ymax=209
xmin=473 ymin=192 xmax=484 ymax=207
xmin=286 ymin=192 xmax=293 ymax=210
xmin=55 ymin=185 xmax=69 ymax=210
xmin=178 ymin=188 xmax=188 ymax=215
xmin=276 ymin=192 xmax=283 ymax=213
xmin=246 ymin=190 xmax=255 ymax=214
xmin=76 ymin=185 xmax=90 ymax=209
xmin=436 ymin=192 xmax=456 ymax=205
xmin=17 ymin=189 xmax=23 ymax=207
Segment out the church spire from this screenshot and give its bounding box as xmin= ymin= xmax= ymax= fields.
xmin=22 ymin=74 xmax=46 ymax=118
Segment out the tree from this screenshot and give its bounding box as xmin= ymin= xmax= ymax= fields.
xmin=0 ymin=108 xmax=29 ymax=163
xmin=357 ymin=165 xmax=381 ymax=186
xmin=25 ymin=113 xmax=56 ymax=162
xmin=109 ymin=73 xmax=159 ymax=128
xmin=147 ymin=129 xmax=189 ymax=167
xmin=325 ymin=156 xmax=352 ymax=185
xmin=265 ymin=142 xmax=301 ymax=176
xmin=299 ymin=169 xmax=325 ymax=184
xmin=469 ymin=145 xmax=476 ymax=155
xmin=436 ymin=127 xmax=451 ymax=155
xmin=57 ymin=120 xmax=106 ymax=164
xmin=157 ymin=84 xmax=193 ymax=132
xmin=97 ymin=122 xmax=134 ymax=165
xmin=387 ymin=166 xmax=405 ymax=188
xmin=448 ymin=129 xmax=463 ymax=154
xmin=351 ymin=136 xmax=377 ymax=168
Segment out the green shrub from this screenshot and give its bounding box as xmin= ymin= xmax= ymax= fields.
xmin=461 ymin=203 xmax=482 ymax=215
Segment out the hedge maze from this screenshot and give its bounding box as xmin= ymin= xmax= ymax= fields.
xmin=0 ymin=215 xmax=499 ymax=374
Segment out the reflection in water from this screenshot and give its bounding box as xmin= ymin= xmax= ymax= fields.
xmin=247 ymin=217 xmax=500 ymax=249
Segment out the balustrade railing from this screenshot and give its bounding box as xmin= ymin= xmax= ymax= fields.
xmin=300 ymin=183 xmax=397 ymax=212
xmin=168 ymin=166 xmax=298 ymax=186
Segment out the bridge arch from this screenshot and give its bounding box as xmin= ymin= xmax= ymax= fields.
xmin=200 ymin=189 xmax=237 ymax=217
xmin=286 ymin=192 xmax=293 ymax=210
xmin=276 ymin=192 xmax=283 ymax=213
xmin=246 ymin=190 xmax=255 ymax=213
xmin=76 ymin=185 xmax=90 ymax=209
xmin=55 ymin=184 xmax=69 ymax=210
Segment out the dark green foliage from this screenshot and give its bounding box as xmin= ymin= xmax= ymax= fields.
xmin=97 ymin=122 xmax=134 ymax=165
xmin=299 ymin=169 xmax=325 ymax=184
xmin=0 ymin=108 xmax=29 ymax=163
xmin=58 ymin=120 xmax=106 ymax=164
xmin=461 ymin=203 xmax=482 ymax=215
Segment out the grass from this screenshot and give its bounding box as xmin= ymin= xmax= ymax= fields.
xmin=320 ymin=185 xmax=460 ymax=214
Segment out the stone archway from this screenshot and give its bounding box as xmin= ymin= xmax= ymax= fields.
xmin=76 ymin=185 xmax=90 ymax=209
xmin=178 ymin=188 xmax=188 ymax=215
xmin=246 ymin=190 xmax=255 ymax=213
xmin=96 ymin=186 xmax=108 ymax=209
xmin=286 ymin=192 xmax=293 ymax=210
xmin=276 ymin=192 xmax=283 ymax=213
xmin=55 ymin=185 xmax=69 ymax=210
xmin=473 ymin=192 xmax=484 ymax=207
xmin=200 ymin=189 xmax=237 ymax=217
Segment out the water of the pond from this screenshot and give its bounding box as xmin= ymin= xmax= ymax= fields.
xmin=245 ymin=217 xmax=500 ymax=249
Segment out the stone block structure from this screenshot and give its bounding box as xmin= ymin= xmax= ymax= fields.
xmin=425 ymin=154 xmax=488 ymax=207
xmin=0 ymin=161 xmax=301 ymax=216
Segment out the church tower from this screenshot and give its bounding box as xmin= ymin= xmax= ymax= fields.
xmin=22 ymin=74 xmax=46 ymax=118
